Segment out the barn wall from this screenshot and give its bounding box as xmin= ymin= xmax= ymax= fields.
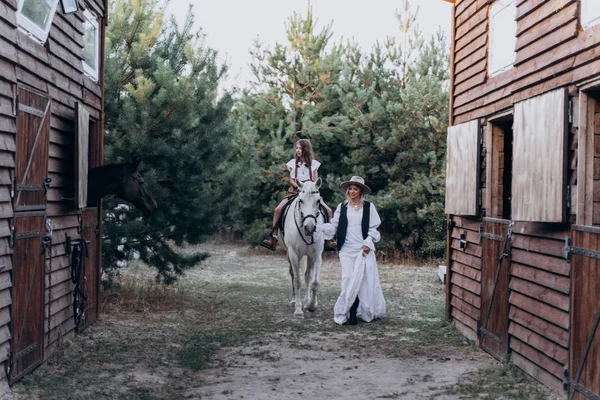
xmin=0 ymin=0 xmax=105 ymax=388
xmin=448 ymin=216 xmax=482 ymax=342
xmin=451 ymin=0 xmax=600 ymax=125
xmin=509 ymin=224 xmax=570 ymax=394
xmin=445 ymin=1 xmax=597 ymax=396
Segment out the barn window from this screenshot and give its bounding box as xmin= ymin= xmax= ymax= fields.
xmin=485 ymin=115 xmax=514 ymax=219
xmin=512 ymin=89 xmax=567 ymax=222
xmin=82 ymin=10 xmax=100 ymax=81
xmin=16 ymin=0 xmax=60 ymax=44
xmin=581 ymin=0 xmax=600 ymax=29
xmin=445 ymin=120 xmax=480 ymax=216
xmin=488 ymin=0 xmax=517 ymax=77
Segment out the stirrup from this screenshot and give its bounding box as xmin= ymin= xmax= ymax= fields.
xmin=260 ymin=236 xmax=277 ymax=251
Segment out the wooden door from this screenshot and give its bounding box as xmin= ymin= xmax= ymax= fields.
xmin=569 ymin=226 xmax=600 ymax=400
xmin=10 ymin=87 xmax=51 ymax=382
xmin=479 ymin=218 xmax=511 ymax=360
xmin=77 ymin=208 xmax=99 ymax=331
xmin=10 ymin=214 xmax=46 ymax=382
xmin=14 ymin=87 xmax=50 ymax=212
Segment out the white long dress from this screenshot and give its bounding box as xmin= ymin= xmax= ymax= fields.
xmin=320 ymin=202 xmax=386 ymax=325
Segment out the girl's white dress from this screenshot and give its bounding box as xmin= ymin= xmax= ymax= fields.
xmin=320 ymin=202 xmax=386 ymax=325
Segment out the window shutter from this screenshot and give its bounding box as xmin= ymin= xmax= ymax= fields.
xmin=445 ymin=120 xmax=480 ymax=215
xmin=75 ymin=102 xmax=89 ymax=209
xmin=512 ymin=88 xmax=567 ymax=222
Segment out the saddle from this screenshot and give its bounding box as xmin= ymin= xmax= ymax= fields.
xmin=277 ymin=195 xmax=330 ymax=235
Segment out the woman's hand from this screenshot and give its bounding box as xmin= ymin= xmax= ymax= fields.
xmin=362 ymin=245 xmax=370 ymax=254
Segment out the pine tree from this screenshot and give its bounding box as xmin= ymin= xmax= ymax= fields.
xmin=227 ymin=1 xmax=449 ymax=257
xmin=103 ymin=0 xmax=238 ymax=283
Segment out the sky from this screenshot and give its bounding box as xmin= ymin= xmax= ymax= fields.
xmin=166 ymin=0 xmax=453 ymax=88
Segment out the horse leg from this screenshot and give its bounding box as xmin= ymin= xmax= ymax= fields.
xmin=288 ymin=250 xmax=304 ymax=316
xmin=288 ymin=260 xmax=296 ymax=306
xmin=305 ymin=255 xmax=322 ymax=312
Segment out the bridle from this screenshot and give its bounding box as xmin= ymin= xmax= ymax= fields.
xmin=294 ymin=190 xmax=321 ymax=246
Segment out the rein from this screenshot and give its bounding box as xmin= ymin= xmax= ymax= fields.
xmin=294 ymin=194 xmax=321 ymax=246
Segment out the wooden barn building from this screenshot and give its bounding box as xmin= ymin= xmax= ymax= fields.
xmin=0 ymin=0 xmax=105 ymax=393
xmin=444 ymin=0 xmax=600 ymax=398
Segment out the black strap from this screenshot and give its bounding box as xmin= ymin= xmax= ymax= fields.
xmin=70 ymin=238 xmax=90 ymax=326
xmin=337 ymin=201 xmax=371 ymax=250
xmin=362 ymin=201 xmax=371 ymax=239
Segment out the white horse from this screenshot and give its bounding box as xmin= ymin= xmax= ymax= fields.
xmin=277 ymin=179 xmax=325 ymax=316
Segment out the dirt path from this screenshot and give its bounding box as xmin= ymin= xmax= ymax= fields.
xmin=12 ymin=242 xmax=557 ymax=399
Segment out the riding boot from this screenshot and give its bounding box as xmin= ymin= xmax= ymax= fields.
xmin=324 ymin=239 xmax=337 ymax=252
xmin=348 ymin=297 xmax=359 ymax=325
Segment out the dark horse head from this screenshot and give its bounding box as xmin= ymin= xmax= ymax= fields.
xmin=87 ymin=158 xmax=158 ymax=216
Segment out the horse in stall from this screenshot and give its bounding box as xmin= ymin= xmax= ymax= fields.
xmin=278 ymin=178 xmax=325 ymax=316
xmin=87 ymin=158 xmax=157 ymax=216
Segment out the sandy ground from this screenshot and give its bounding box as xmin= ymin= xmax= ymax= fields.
xmin=179 ymin=244 xmax=491 ymax=400
xmin=11 ymin=242 xmax=557 ymax=400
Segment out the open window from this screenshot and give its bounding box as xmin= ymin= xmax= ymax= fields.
xmin=512 ymin=89 xmax=567 ymax=222
xmin=445 ymin=120 xmax=480 ymax=216
xmin=488 ymin=0 xmax=517 ymax=77
xmin=485 ymin=115 xmax=513 ymax=219
xmin=581 ymin=0 xmax=600 ymax=29
xmin=82 ymin=10 xmax=100 ymax=81
xmin=576 ymin=85 xmax=600 ymax=225
xmin=16 ymin=0 xmax=60 ymax=44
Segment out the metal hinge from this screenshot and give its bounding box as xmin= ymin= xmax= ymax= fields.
xmin=570 ymin=382 xmax=600 ymax=400
xmin=568 ymin=99 xmax=573 ymax=125
xmin=477 ymin=320 xmax=502 ymax=344
xmin=13 ymin=343 xmax=37 ymax=361
xmin=447 ymin=218 xmax=455 ymax=231
xmin=563 ymin=366 xmax=569 ymax=391
xmin=566 ymin=185 xmax=571 ymax=209
xmin=459 ymin=232 xmax=467 ymax=251
xmin=480 ymin=124 xmax=484 ymax=144
xmin=565 ymin=237 xmax=600 ymax=260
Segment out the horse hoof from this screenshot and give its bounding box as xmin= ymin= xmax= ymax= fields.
xmin=306 ymin=305 xmax=318 ymax=313
xmin=294 ymin=309 xmax=304 ymax=317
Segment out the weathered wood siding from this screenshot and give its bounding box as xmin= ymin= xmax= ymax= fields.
xmin=570 ymin=228 xmax=600 ymax=400
xmin=448 ymin=216 xmax=483 ymax=342
xmin=0 ymin=0 xmax=105 ymax=388
xmin=509 ymin=223 xmax=570 ymax=394
xmin=451 ymin=0 xmax=600 ymax=125
xmin=446 ymin=1 xmax=599 ymax=396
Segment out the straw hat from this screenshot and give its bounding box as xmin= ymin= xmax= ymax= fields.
xmin=340 ymin=176 xmax=371 ymax=194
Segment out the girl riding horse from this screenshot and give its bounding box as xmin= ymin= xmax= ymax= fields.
xmin=261 ymin=139 xmax=335 ymax=251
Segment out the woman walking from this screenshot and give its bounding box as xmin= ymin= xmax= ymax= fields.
xmin=321 ymin=176 xmax=386 ymax=325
